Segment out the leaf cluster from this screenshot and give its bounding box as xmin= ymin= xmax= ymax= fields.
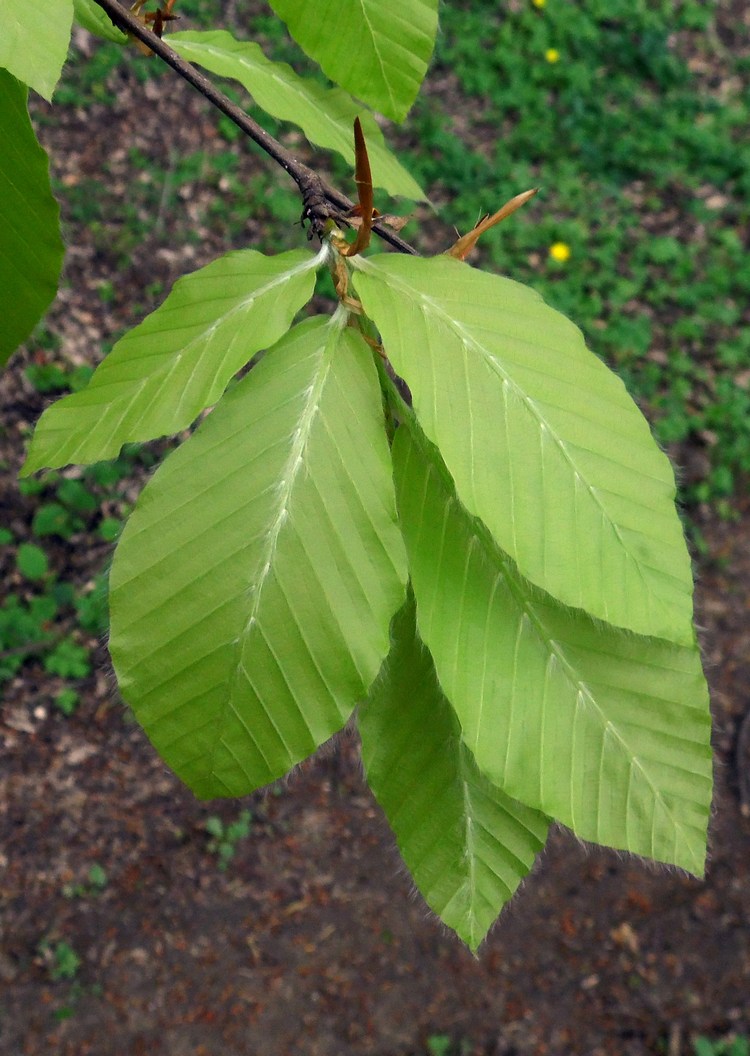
xmin=20 ymin=233 xmax=712 ymax=949
xmin=2 ymin=0 xmax=713 ymax=951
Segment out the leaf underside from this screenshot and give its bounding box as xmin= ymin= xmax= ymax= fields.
xmin=0 ymin=71 xmax=64 ymax=366
xmin=109 ymin=316 xmax=407 ymax=798
xmin=352 ymin=253 xmax=696 ymax=646
xmin=359 ymin=595 xmax=549 ymax=951
xmin=170 ymin=31 xmax=425 ymax=201
xmin=267 ymin=0 xmax=438 ymax=123
xmin=73 ymin=0 xmax=128 ymax=43
xmin=22 ymin=248 xmax=322 ymax=473
xmin=1 ymin=0 xmax=73 ymax=100
xmin=393 ymin=422 xmax=712 ymax=876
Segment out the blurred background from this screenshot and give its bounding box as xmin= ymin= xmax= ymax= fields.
xmin=1 ymin=2 xmax=749 ymax=1054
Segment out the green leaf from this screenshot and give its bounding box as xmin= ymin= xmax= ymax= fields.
xmin=352 ymin=253 xmax=695 ymax=646
xmin=170 ymin=31 xmax=425 ymax=201
xmin=16 ymin=542 xmax=49 ymax=581
xmin=267 ymin=0 xmax=438 ymax=123
xmin=56 ymin=478 xmax=97 ymax=513
xmin=359 ymin=595 xmax=549 ymax=951
xmin=98 ymin=517 xmax=122 ymax=542
xmin=0 ymin=0 xmax=74 ymax=100
xmin=45 ymin=639 xmax=91 ymax=679
xmin=54 ymin=688 xmax=80 ymax=716
xmin=0 ymin=71 xmax=63 ymax=366
xmin=109 ymin=315 xmax=407 ymax=798
xmin=73 ymin=0 xmax=127 ymax=43
xmin=22 ymin=247 xmax=324 ymax=473
xmin=392 ymin=420 xmax=712 ymax=876
xmin=32 ymin=502 xmax=80 ymax=539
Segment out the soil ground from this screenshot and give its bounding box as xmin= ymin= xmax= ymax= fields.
xmin=2 ymin=16 xmax=750 ymax=1056
xmin=2 ymin=514 xmax=749 ymax=1056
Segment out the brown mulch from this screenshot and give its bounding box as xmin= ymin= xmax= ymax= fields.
xmin=1 ymin=509 xmax=749 ymax=1056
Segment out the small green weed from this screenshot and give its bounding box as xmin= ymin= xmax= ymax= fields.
xmin=36 ymin=938 xmax=102 ymax=1022
xmin=9 ymin=434 xmax=146 ymax=694
xmin=0 ymin=594 xmax=58 ymax=683
xmin=75 ymin=573 xmax=110 ymax=637
xmin=694 ymin=1036 xmax=750 ymax=1056
xmin=0 ymin=588 xmax=92 ymax=688
xmin=25 ymin=362 xmax=93 ymax=394
xmin=55 ymin=478 xmax=99 ymax=514
xmin=21 ymin=446 xmax=141 ymax=547
xmin=63 ymin=863 xmax=108 ymax=899
xmin=16 ymin=542 xmax=49 ymax=581
xmin=31 ymin=500 xmax=83 ymax=540
xmin=422 ymin=1036 xmax=472 ymax=1056
xmin=44 ymin=638 xmax=91 ymax=679
xmin=38 ymin=939 xmax=81 ymax=982
xmin=203 ymin=809 xmax=252 ymax=871
xmin=25 ymin=363 xmax=67 ymax=393
xmin=7 ymin=476 xmax=102 ymax=690
xmin=54 ymin=688 xmax=80 ymax=716
xmin=97 ymin=517 xmax=122 ymax=542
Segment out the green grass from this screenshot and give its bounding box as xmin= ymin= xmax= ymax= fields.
xmin=2 ymin=407 xmax=152 ymax=695
xmin=694 ymin=1036 xmax=750 ymax=1056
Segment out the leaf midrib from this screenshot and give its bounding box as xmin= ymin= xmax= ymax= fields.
xmin=358 ymin=0 xmax=397 ymax=114
xmin=458 ymin=763 xmax=481 ymax=947
xmin=208 ymin=319 xmax=338 ymax=780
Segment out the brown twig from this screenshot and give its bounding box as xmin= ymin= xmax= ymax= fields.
xmin=0 ymin=640 xmax=58 ymax=663
xmin=737 ymin=705 xmax=750 ymax=815
xmin=90 ymin=0 xmax=418 ymax=253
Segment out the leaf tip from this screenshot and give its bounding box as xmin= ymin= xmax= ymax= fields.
xmin=18 ymin=453 xmax=39 ymax=479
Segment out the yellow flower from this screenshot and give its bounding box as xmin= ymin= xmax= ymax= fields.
xmin=545 ymin=47 xmax=560 ymax=63
xmin=532 ymin=0 xmax=546 ymax=6
xmin=549 ymin=241 xmax=571 ymax=263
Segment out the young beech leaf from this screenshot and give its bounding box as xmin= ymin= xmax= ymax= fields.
xmin=267 ymin=0 xmax=438 ymax=123
xmin=22 ymin=247 xmax=325 ymax=474
xmin=170 ymin=31 xmax=426 ymax=202
xmin=0 ymin=71 xmax=63 ymax=366
xmin=0 ymin=0 xmax=73 ymax=101
xmin=359 ymin=595 xmax=550 ymax=952
xmin=337 ymin=117 xmax=374 ymax=257
xmin=392 ymin=420 xmax=712 ymax=877
xmin=447 ymin=188 xmax=538 ymax=261
xmin=351 ymin=253 xmax=696 ymax=647
xmin=109 ymin=314 xmax=407 ymax=799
